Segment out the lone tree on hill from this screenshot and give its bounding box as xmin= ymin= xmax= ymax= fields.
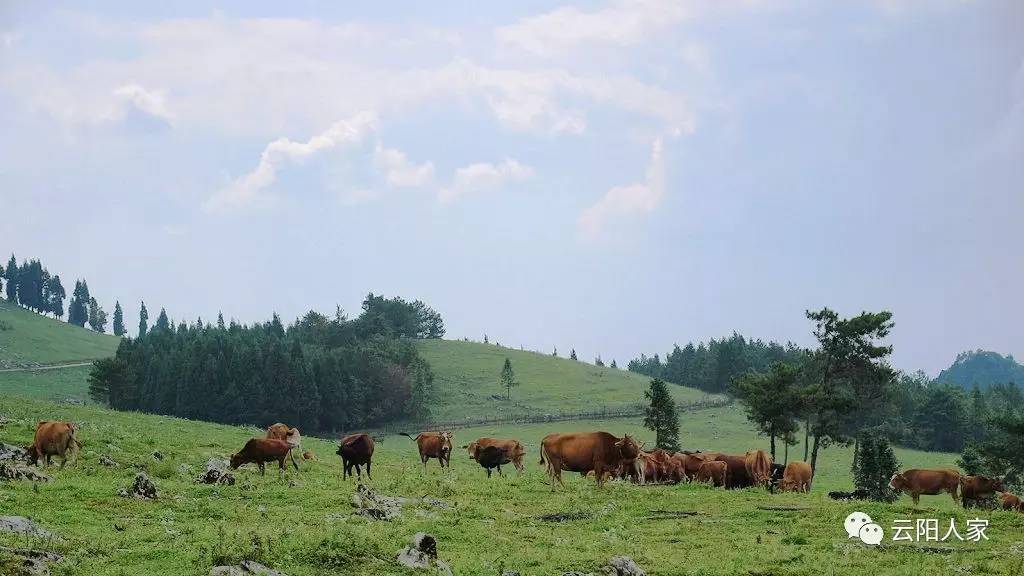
xmin=500 ymin=357 xmax=519 ymax=400
xmin=570 ymin=348 xmax=578 ymax=361
xmin=112 ymin=301 xmax=125 ymax=336
xmin=138 ymin=301 xmax=149 ymax=337
xmin=644 ymin=378 xmax=680 ymax=451
xmin=852 ymin=429 xmax=900 ymax=502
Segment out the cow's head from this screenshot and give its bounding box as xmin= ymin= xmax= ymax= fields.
xmin=229 ymin=452 xmax=243 ymax=470
xmin=991 ymin=476 xmax=1006 ymax=492
xmin=440 ymin=431 xmax=453 ymax=455
xmin=466 ymin=441 xmax=479 ymax=459
xmin=615 ymin=434 xmax=641 ymax=460
xmin=888 ymin=472 xmax=905 ymax=490
xmin=23 ymin=444 xmax=38 ymax=465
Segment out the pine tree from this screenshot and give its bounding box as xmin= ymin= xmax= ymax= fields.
xmin=500 ymin=357 xmax=518 ymax=400
xmin=610 ymin=359 xmax=618 ymax=369
xmin=154 ymin=308 xmax=170 ymax=332
xmin=3 ymin=254 xmax=16 ymax=302
xmin=595 ymin=355 xmax=604 ymax=367
xmin=217 ymin=311 xmax=225 ymax=330
xmin=643 ymin=378 xmax=680 ymax=451
xmin=483 ymin=334 xmax=489 ymax=344
xmin=88 ymin=297 xmax=108 ymax=332
xmin=138 ymin=301 xmax=149 ymax=337
xmin=569 ymin=348 xmax=578 ymax=361
xmin=112 ymin=301 xmax=125 ymax=336
xmin=46 ymin=274 xmax=65 ymax=319
xmin=852 ymin=429 xmax=900 ymax=502
xmin=67 ymin=280 xmax=90 ymax=327
xmin=552 ymin=346 xmax=558 ymax=357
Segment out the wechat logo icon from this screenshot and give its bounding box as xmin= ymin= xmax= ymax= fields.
xmin=845 ymin=512 xmax=884 ymax=545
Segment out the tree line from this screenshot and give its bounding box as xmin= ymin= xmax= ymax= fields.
xmin=1 ymin=252 xmax=124 ymax=335
xmin=88 ymin=294 xmax=444 ymax=433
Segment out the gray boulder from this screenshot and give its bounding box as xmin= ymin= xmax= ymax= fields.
xmin=603 ymin=556 xmax=646 ymax=576
xmin=120 ymin=473 xmax=158 ymax=500
xmin=0 ymin=517 xmax=53 ymax=539
xmin=395 ymin=533 xmax=452 ymax=576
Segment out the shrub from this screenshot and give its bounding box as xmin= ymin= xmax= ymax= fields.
xmin=852 ymin=429 xmax=900 ymax=502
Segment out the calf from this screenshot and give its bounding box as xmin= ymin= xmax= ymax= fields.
xmin=960 ymin=475 xmax=1005 ymax=508
xmin=230 ymin=438 xmax=298 ymax=476
xmin=402 ymin=431 xmax=453 ymax=469
xmin=266 ymin=423 xmax=301 ymax=469
xmin=336 ymin=433 xmax=375 ymax=480
xmin=1000 ymin=493 xmax=1023 ymax=512
xmin=26 ymin=421 xmax=80 ymax=468
xmin=477 ymin=445 xmax=506 ymax=477
xmin=695 ymin=460 xmax=729 ymax=488
xmin=889 ymin=469 xmax=961 ymax=506
xmin=714 ymin=454 xmax=753 ymax=489
xmin=780 ymin=461 xmax=813 ymax=493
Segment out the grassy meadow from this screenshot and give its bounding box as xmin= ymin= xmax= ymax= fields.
xmin=415 ymin=339 xmax=719 ymax=422
xmin=1 ymin=394 xmax=1022 ymax=576
xmin=0 ymin=300 xmax=119 ymax=368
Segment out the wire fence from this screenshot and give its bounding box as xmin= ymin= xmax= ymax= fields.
xmin=356 ymin=396 xmax=733 ymax=437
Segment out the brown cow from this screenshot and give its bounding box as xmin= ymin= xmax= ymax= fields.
xmin=265 ymin=423 xmax=301 ymax=469
xmin=26 ymin=421 xmax=80 ymax=468
xmin=679 ymin=451 xmax=719 ymax=480
xmin=640 ymin=449 xmax=673 ymax=484
xmin=402 ymin=431 xmax=453 ymax=469
xmin=467 ymin=437 xmax=526 ymax=472
xmin=713 ymin=454 xmax=753 ymax=489
xmin=780 ymin=461 xmax=813 ymax=493
xmin=230 ymin=438 xmax=298 ymax=476
xmin=695 ymin=460 xmax=728 ymax=487
xmin=745 ymin=449 xmax=773 ymax=488
xmin=539 ymin=432 xmax=640 ymax=489
xmin=336 ymin=433 xmax=375 ymax=480
xmin=999 ymin=493 xmax=1023 ymax=512
xmin=889 ymin=469 xmax=961 ymax=506
xmin=960 ymin=475 xmax=1005 ymax=508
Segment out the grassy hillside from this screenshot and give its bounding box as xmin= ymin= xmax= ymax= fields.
xmin=0 ymin=365 xmax=93 ymax=403
xmin=0 ymin=299 xmax=119 ymax=368
xmin=416 ymin=339 xmax=719 ymax=422
xmin=1 ymin=395 xmax=1019 ymax=576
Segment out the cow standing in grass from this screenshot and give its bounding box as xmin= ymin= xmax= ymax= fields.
xmin=780 ymin=461 xmax=813 ymax=493
xmin=960 ymin=475 xmax=1004 ymax=508
xmin=744 ymin=449 xmax=773 ymax=489
xmin=402 ymin=431 xmax=453 ymax=469
xmin=26 ymin=421 xmax=80 ymax=468
xmin=538 ymin=432 xmax=640 ymax=489
xmin=695 ymin=460 xmax=728 ymax=487
xmin=466 ymin=437 xmax=526 ymax=472
xmin=230 ymin=438 xmax=298 ymax=476
xmin=266 ymin=423 xmax=301 ymax=470
xmin=337 ymin=433 xmax=375 ymax=480
xmin=889 ymin=469 xmax=961 ymax=506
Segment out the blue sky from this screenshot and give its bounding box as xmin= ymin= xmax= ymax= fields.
xmin=1 ymin=1 xmax=1021 ymax=375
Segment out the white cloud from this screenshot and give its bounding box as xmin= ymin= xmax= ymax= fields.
xmin=578 ymin=137 xmax=665 ymax=241
xmin=440 ymin=159 xmax=534 ymax=203
xmin=204 ymin=112 xmax=377 ymax=212
xmin=112 ymin=83 xmax=174 ymax=124
xmin=374 ymin=145 xmax=435 ymax=188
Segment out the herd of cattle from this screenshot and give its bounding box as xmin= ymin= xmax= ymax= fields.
xmin=17 ymin=420 xmax=1024 ymax=511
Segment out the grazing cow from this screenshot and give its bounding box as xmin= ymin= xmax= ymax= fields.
xmin=679 ymin=451 xmax=717 ymax=480
xmin=768 ymin=463 xmax=786 ymax=492
xmin=669 ymin=453 xmax=692 ymax=483
xmin=336 ymin=433 xmax=375 ymax=480
xmin=744 ymin=450 xmax=773 ymax=488
xmin=713 ymin=454 xmax=753 ymax=489
xmin=695 ymin=460 xmax=728 ymax=487
xmin=539 ymin=432 xmax=641 ymax=489
xmin=230 ymin=438 xmax=298 ymax=476
xmin=640 ymin=449 xmax=674 ymax=484
xmin=999 ymin=493 xmax=1023 ymax=512
xmin=960 ymin=475 xmax=1005 ymax=508
xmin=780 ymin=461 xmax=813 ymax=493
xmin=265 ymin=423 xmax=301 ymax=469
xmin=26 ymin=421 xmax=80 ymax=468
xmin=467 ymin=437 xmax=526 ymax=472
xmin=829 ymin=490 xmax=870 ymax=501
xmin=401 ymin=431 xmax=453 ymax=469
xmin=889 ymin=469 xmax=961 ymax=506
xmin=477 ymin=445 xmax=506 ymax=477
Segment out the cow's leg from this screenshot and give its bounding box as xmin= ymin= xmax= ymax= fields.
xmin=497 ymin=463 xmax=503 ymax=477
xmin=280 ymin=457 xmax=287 ymax=474
xmin=355 ymin=464 xmax=362 ymax=480
xmin=342 ymin=459 xmax=349 ymax=480
xmin=289 ymin=449 xmax=300 ymax=471
xmin=594 ymin=462 xmax=605 ymax=487
xmin=366 ymin=460 xmax=372 ymax=480
xmin=486 ymin=468 xmax=492 ymax=478
xmin=258 ymin=462 xmax=266 ymax=476
xmin=912 ymin=492 xmax=920 ymax=506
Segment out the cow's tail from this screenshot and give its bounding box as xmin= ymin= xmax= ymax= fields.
xmin=538 ymin=441 xmax=548 ymax=466
xmin=399 ymin=432 xmax=417 ymax=441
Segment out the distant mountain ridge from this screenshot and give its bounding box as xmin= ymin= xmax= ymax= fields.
xmin=936 ymin=350 xmax=1024 ymax=390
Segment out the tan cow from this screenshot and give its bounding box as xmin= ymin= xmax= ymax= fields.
xmin=999 ymin=493 xmax=1023 ymax=512
xmin=889 ymin=469 xmax=961 ymax=506
xmin=402 ymin=431 xmax=453 ymax=469
xmin=695 ymin=460 xmax=728 ymax=487
xmin=960 ymin=475 xmax=1005 ymax=508
xmin=539 ymin=432 xmax=640 ymax=489
xmin=780 ymin=461 xmax=813 ymax=493
xmin=744 ymin=449 xmax=773 ymax=488
xmin=265 ymin=423 xmax=301 ymax=469
xmin=467 ymin=437 xmax=526 ymax=472
xmin=230 ymin=438 xmax=297 ymax=476
xmin=713 ymin=454 xmax=753 ymax=489
xmin=26 ymin=421 xmax=80 ymax=468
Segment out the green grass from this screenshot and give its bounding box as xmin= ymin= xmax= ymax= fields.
xmin=416 ymin=339 xmax=719 ymax=422
xmin=0 ymin=299 xmax=119 ymax=368
xmin=2 ymin=395 xmax=1021 ymax=576
xmin=0 ymin=365 xmax=93 ymax=403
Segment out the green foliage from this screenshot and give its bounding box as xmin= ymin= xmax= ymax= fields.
xmin=937 ymin=350 xmax=1024 ymax=390
xmin=88 ymin=296 xmax=108 ymax=333
xmin=961 ymin=411 xmax=1024 ymax=492
xmin=67 ymin=279 xmax=91 ymax=327
xmin=3 ymin=254 xmax=16 ymax=302
xmin=852 ymin=429 xmax=900 ymax=502
xmin=357 ymin=293 xmax=444 ymax=338
xmin=643 ymin=378 xmax=680 ymax=451
xmin=730 ymin=362 xmax=802 ymax=459
xmin=112 ymin=301 xmax=125 ymax=336
xmin=500 ymin=357 xmax=518 ymax=400
xmin=569 ymin=348 xmax=577 ymax=361
xmin=138 ymin=300 xmax=149 ymax=337
xmin=629 ymin=333 xmax=807 ymax=394
xmin=0 ymin=299 xmax=119 ymax=367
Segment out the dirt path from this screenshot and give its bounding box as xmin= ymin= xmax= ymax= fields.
xmin=0 ymin=361 xmax=94 ymax=373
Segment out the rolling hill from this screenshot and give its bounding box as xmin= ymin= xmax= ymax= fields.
xmin=936 ymin=349 xmax=1024 ymax=390
xmin=0 ymin=298 xmax=120 ymax=368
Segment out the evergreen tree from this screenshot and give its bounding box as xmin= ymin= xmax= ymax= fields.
xmin=500 ymin=357 xmax=519 ymax=400
xmin=45 ymin=274 xmax=65 ymax=319
xmin=3 ymin=254 xmax=16 ymax=302
xmin=67 ymin=280 xmax=90 ymax=327
xmin=552 ymin=346 xmax=558 ymax=357
xmin=731 ymin=362 xmax=802 ymax=460
xmin=643 ymin=378 xmax=680 ymax=451
xmin=483 ymin=334 xmax=489 ymax=344
xmin=112 ymin=301 xmax=125 ymax=336
xmin=595 ymin=355 xmax=604 ymax=367
xmin=88 ymin=297 xmax=108 ymax=332
xmin=610 ymin=359 xmax=618 ymax=369
xmin=138 ymin=301 xmax=149 ymax=337
xmin=852 ymin=429 xmax=900 ymax=502
xmin=217 ymin=311 xmax=225 ymax=330
xmin=570 ymin=348 xmax=578 ymax=361
xmin=154 ymin=307 xmax=170 ymax=332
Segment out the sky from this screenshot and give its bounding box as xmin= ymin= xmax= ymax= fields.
xmin=1 ymin=1 xmax=1021 ymax=376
